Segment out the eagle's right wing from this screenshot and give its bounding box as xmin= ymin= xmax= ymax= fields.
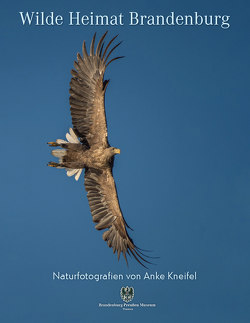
xmin=84 ymin=167 xmax=149 ymax=267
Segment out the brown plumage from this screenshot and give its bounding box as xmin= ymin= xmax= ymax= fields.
xmin=48 ymin=32 xmax=150 ymax=267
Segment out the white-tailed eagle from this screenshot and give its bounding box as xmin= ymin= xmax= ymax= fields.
xmin=48 ymin=32 xmax=150 ymax=267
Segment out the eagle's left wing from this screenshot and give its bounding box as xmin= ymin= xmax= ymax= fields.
xmin=70 ymin=32 xmax=122 ymax=148
xmin=84 ymin=167 xmax=148 ymax=266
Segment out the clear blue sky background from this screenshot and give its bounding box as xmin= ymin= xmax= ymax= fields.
xmin=1 ymin=0 xmax=250 ymax=322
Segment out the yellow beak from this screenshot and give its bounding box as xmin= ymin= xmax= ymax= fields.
xmin=114 ymin=148 xmax=120 ymax=154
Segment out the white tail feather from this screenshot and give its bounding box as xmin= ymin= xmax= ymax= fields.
xmin=75 ymin=169 xmax=82 ymax=181
xmin=55 ymin=128 xmax=80 ymax=145
xmin=56 ymin=139 xmax=67 ymax=144
xmin=67 ymin=169 xmax=79 ymax=177
xmin=69 ymin=128 xmax=79 ymax=142
xmin=66 ymin=133 xmax=75 ymax=143
xmin=66 ymin=129 xmax=80 ymax=144
xmin=51 ymin=149 xmax=66 ymax=158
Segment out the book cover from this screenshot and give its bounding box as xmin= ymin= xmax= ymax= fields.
xmin=1 ymin=0 xmax=249 ymax=322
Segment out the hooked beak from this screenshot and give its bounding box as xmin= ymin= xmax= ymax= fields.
xmin=114 ymin=148 xmax=120 ymax=154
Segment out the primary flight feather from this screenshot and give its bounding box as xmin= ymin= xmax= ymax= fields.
xmin=48 ymin=32 xmax=149 ymax=267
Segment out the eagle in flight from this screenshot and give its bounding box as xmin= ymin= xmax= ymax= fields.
xmin=48 ymin=32 xmax=150 ymax=267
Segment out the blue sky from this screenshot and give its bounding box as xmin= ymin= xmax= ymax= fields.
xmin=1 ymin=0 xmax=250 ymax=322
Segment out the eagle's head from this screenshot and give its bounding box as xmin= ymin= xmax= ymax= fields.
xmin=106 ymin=147 xmax=120 ymax=159
xmin=112 ymin=147 xmax=121 ymax=155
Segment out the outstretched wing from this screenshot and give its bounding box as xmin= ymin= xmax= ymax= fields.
xmin=84 ymin=167 xmax=149 ymax=267
xmin=69 ymin=32 xmax=123 ymax=148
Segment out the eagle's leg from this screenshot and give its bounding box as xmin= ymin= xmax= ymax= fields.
xmin=47 ymin=142 xmax=59 ymax=147
xmin=48 ymin=161 xmax=60 ymax=167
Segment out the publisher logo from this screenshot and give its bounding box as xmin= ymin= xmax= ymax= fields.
xmin=120 ymin=286 xmax=134 ymax=303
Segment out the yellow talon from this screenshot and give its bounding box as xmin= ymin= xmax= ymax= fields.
xmin=48 ymin=162 xmax=58 ymax=167
xmin=47 ymin=142 xmax=58 ymax=147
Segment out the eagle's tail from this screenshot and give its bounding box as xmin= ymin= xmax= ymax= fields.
xmin=47 ymin=128 xmax=83 ymax=181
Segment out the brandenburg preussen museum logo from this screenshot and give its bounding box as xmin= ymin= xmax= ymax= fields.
xmin=120 ymin=286 xmax=134 ymax=303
